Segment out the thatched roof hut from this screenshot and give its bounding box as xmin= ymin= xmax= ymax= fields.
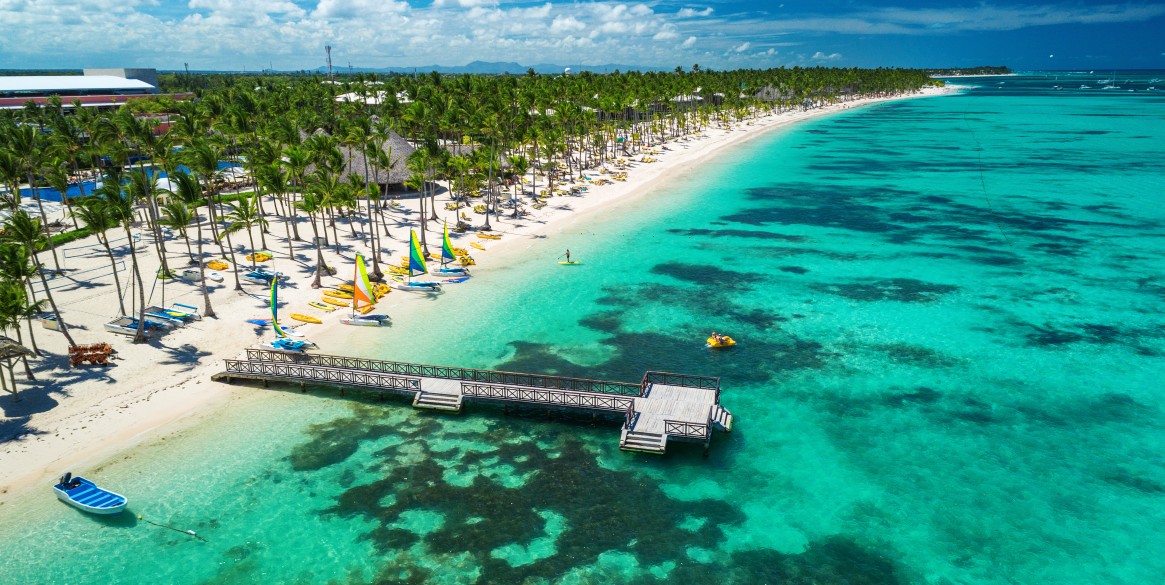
xmin=304 ymin=128 xmax=416 ymax=187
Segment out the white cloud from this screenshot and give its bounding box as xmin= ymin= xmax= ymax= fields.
xmin=550 ymin=15 xmax=586 ymax=34
xmin=812 ymin=51 xmax=841 ymax=61
xmin=653 ymin=25 xmax=679 ymax=41
xmin=733 ymin=42 xmax=751 ymax=52
xmin=681 ymin=36 xmax=697 ymax=48
xmin=677 ymin=7 xmax=713 ymax=18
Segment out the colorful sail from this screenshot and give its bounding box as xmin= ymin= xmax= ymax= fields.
xmin=409 ymin=230 xmax=428 ymax=276
xmin=441 ymin=221 xmax=456 ymax=265
xmin=353 ymin=253 xmax=375 ymax=309
xmin=270 ymin=279 xmax=288 ymax=338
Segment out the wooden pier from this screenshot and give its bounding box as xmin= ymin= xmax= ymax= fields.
xmin=212 ymin=349 xmax=734 ymax=455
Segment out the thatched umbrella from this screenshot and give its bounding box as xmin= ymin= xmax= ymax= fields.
xmin=0 ymin=335 xmax=36 ymax=399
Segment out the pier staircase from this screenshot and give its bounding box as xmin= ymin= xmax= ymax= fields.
xmin=412 ymin=391 xmax=463 ymax=412
xmin=619 ymin=428 xmax=667 ymax=454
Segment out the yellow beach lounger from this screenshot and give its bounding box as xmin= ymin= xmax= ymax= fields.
xmin=308 ymin=301 xmax=337 ymax=312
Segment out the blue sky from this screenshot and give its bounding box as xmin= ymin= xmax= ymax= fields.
xmin=0 ymin=0 xmax=1162 ymax=71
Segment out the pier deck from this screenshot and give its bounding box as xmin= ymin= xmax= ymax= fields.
xmin=212 ymin=349 xmax=733 ymax=455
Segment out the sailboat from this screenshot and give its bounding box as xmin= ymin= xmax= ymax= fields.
xmin=341 ymin=254 xmax=389 ymax=327
xmin=259 ymin=279 xmax=318 ymax=352
xmin=393 ymin=230 xmax=442 ymax=292
xmin=431 ymin=221 xmax=470 ymax=277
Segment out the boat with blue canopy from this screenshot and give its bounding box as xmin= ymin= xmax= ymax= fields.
xmin=259 ymin=280 xmax=318 ymax=352
xmin=53 ymin=473 xmax=127 ymax=515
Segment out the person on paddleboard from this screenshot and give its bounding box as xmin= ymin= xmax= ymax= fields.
xmin=565 ymin=249 xmax=571 ymax=262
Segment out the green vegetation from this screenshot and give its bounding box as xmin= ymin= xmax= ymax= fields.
xmin=926 ymin=66 xmax=1012 ymax=77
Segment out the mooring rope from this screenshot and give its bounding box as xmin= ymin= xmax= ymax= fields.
xmin=963 ymin=111 xmax=1014 ymax=248
xmin=137 ymin=514 xmax=207 ymax=542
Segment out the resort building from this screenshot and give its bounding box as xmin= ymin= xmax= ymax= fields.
xmin=0 ymin=68 xmax=187 ymax=110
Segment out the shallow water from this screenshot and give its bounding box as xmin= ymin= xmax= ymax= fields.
xmin=2 ymin=73 xmax=1163 ymax=584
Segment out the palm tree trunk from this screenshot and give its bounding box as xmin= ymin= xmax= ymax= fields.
xmin=14 ymin=326 xmax=36 ymax=380
xmin=31 ymin=257 xmax=76 ymax=347
xmin=195 ymin=220 xmax=215 ymax=318
xmin=222 ymin=227 xmax=243 ymax=291
xmin=309 ymin=215 xmax=325 ymax=288
xmin=28 ymin=178 xmax=63 ymax=274
xmin=123 ymin=226 xmax=149 ymax=344
xmin=99 ymin=233 xmax=128 ymax=315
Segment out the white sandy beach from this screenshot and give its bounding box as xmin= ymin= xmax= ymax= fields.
xmin=0 ymin=85 xmax=956 ymax=504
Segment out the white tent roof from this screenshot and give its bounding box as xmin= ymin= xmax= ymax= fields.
xmin=0 ymin=75 xmax=155 ymax=93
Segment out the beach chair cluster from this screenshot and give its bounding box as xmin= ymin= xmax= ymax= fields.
xmin=68 ymin=343 xmax=115 ymax=367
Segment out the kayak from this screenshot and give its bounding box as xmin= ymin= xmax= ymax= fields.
xmin=476 ymin=233 xmax=502 ymax=240
xmin=323 ymin=289 xmax=354 ymax=299
xmin=290 ymin=313 xmax=322 ymax=324
xmin=308 ymin=301 xmax=337 ymax=312
xmin=336 ymin=283 xmax=355 ymax=292
xmin=470 ymin=242 xmax=486 ymax=251
xmin=706 ymin=335 xmax=736 ymax=348
xmin=321 ymin=296 xmax=349 ymax=307
xmin=559 ymin=261 xmax=582 ymax=265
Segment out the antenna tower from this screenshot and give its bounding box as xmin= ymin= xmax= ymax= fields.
xmin=326 ymin=45 xmax=333 ymax=81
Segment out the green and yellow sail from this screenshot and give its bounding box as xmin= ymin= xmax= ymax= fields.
xmin=409 ymin=230 xmax=428 ymax=276
xmin=441 ymin=221 xmax=456 ymax=265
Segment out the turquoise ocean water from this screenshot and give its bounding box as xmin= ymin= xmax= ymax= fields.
xmin=2 ymin=73 xmax=1163 ymax=584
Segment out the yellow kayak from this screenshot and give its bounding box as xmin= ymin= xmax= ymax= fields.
xmin=322 ymin=297 xmax=349 ymax=307
xmin=470 ymin=242 xmax=486 ymax=251
xmin=356 ymin=304 xmax=375 ymax=315
xmin=290 ymin=313 xmax=322 ymax=324
xmin=451 ymin=247 xmax=469 ymax=257
xmin=336 ymin=283 xmax=355 ymax=292
xmin=308 ymin=301 xmax=337 ymax=312
xmin=323 ymin=290 xmax=354 ymax=299
xmin=373 ymin=283 xmax=391 ymax=297
xmin=706 ymin=335 xmax=736 ymax=349
xmin=476 ymin=233 xmax=502 ymax=240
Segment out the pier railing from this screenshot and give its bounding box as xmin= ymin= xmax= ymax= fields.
xmin=245 ymin=349 xmax=642 ymax=395
xmin=222 ymin=359 xmax=420 ymax=391
xmin=642 ymin=371 xmax=722 ymax=402
xmin=664 ymin=419 xmax=710 ymax=439
xmin=461 ymin=383 xmax=634 ymax=411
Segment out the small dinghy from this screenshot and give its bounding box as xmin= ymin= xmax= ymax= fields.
xmin=341 ymin=315 xmax=388 ymax=327
xmin=53 ymin=473 xmax=127 ymax=515
xmin=259 ymin=337 xmax=318 ymax=353
xmin=431 ymin=266 xmax=470 ymax=277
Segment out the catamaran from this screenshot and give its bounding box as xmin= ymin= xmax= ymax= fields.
xmin=431 ymin=221 xmax=470 ymax=278
xmin=341 ymin=254 xmax=389 ymax=327
xmin=393 ymin=230 xmax=442 ymax=292
xmin=259 ymin=280 xmax=318 ymax=352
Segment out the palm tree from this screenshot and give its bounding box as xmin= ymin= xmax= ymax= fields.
xmin=0 ymin=243 xmax=47 ymax=359
xmin=295 ymin=189 xmax=330 ymax=288
xmin=220 ymin=194 xmax=268 ymax=268
xmin=159 ymin=200 xmax=196 ymax=264
xmin=255 ymin=163 xmax=297 ymax=263
xmin=72 ymin=199 xmax=129 ymax=316
xmin=98 ymin=181 xmax=151 ymax=343
xmin=1 ymin=210 xmax=76 ymax=347
xmin=168 ymin=170 xmax=216 ymax=318
xmin=0 ymin=279 xmax=43 ymax=385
